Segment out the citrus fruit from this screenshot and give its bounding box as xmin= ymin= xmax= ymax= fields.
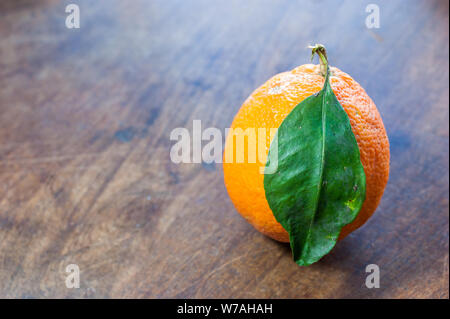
xmin=223 ymin=47 xmax=389 ymax=244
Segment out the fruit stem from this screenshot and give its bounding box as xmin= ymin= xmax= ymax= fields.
xmin=309 ymin=44 xmax=328 ymax=78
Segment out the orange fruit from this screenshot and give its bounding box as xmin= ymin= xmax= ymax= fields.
xmin=223 ymin=63 xmax=389 ymax=242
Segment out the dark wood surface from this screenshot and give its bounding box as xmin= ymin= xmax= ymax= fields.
xmin=0 ymin=0 xmax=448 ymax=299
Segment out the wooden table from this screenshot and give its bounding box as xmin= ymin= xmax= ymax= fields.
xmin=0 ymin=0 xmax=448 ymax=299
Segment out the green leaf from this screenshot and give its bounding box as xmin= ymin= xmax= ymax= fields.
xmin=263 ymin=66 xmax=366 ymax=266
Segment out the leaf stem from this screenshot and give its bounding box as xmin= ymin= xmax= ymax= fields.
xmin=309 ymin=44 xmax=329 ymax=78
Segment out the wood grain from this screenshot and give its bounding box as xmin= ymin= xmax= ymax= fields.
xmin=0 ymin=0 xmax=448 ymax=298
